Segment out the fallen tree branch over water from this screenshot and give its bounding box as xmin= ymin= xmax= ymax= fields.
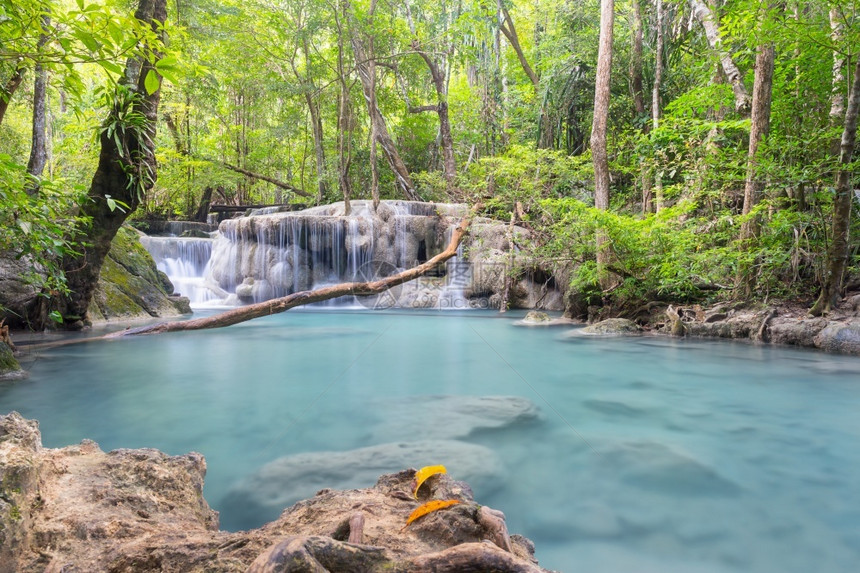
xmin=107 ymin=205 xmax=480 ymax=337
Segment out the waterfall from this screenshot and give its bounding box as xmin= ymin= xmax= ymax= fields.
xmin=139 ymin=201 xmax=513 ymax=310
xmin=140 ymin=236 xmax=219 ymax=307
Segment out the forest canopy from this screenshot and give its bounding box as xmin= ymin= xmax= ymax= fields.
xmin=1 ymin=0 xmax=858 ymax=325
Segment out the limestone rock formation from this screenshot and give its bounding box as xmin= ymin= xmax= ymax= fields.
xmin=200 ymin=201 xmax=563 ymax=311
xmin=576 ymin=318 xmax=642 ymax=336
xmin=0 ymin=412 xmax=551 ymax=573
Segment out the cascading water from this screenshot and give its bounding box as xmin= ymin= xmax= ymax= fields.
xmin=199 ymin=200 xmax=470 ymax=309
xmin=140 ymin=235 xmax=218 ymax=307
xmin=140 ymin=200 xmax=538 ymax=310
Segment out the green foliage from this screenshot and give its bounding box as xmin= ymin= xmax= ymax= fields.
xmin=0 ymin=154 xmax=88 ymax=299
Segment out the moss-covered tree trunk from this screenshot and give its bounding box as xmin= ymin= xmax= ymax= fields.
xmin=35 ymin=0 xmax=166 ymax=330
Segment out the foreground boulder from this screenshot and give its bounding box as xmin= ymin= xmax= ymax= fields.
xmin=0 ymin=412 xmax=550 ymax=573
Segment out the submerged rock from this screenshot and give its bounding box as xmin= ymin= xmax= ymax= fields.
xmin=367 ymin=395 xmax=541 ymax=441
xmin=222 ymin=440 xmax=503 ymax=529
xmin=523 ymin=311 xmax=551 ymax=323
xmin=0 ymin=412 xmax=548 ymax=572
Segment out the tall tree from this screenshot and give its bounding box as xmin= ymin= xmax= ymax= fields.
xmin=42 ymin=0 xmax=168 ymax=329
xmin=25 ymin=15 xmax=51 ymax=195
xmin=348 ymin=1 xmax=421 ymax=202
xmin=405 ymin=0 xmax=457 ymax=188
xmin=828 ymin=7 xmax=845 ymax=154
xmin=333 ymin=0 xmax=354 ymax=214
xmin=591 ymin=0 xmax=614 ymax=284
xmin=630 ymin=0 xmax=646 ymax=120
xmin=740 ymin=41 xmax=775 ymax=238
xmin=810 ymin=57 xmax=860 ymax=316
xmin=650 ymin=0 xmax=665 ymax=212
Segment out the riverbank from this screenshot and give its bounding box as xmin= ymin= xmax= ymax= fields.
xmin=0 ymin=412 xmax=550 ymax=572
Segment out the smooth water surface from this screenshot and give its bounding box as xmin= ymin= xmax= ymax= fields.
xmin=3 ymin=310 xmax=860 ymax=572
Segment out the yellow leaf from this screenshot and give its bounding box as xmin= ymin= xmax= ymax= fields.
xmin=404 ymin=499 xmax=461 ymax=529
xmin=413 ymin=465 xmax=447 ymax=498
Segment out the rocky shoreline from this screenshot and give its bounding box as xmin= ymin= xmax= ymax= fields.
xmin=0 ymin=412 xmax=552 ymax=573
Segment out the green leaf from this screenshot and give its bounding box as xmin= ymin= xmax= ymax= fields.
xmin=158 ymin=68 xmax=180 ymax=86
xmin=107 ymin=21 xmax=125 ymax=45
xmin=99 ymin=60 xmax=123 ymax=76
xmin=73 ymin=30 xmax=100 ymax=53
xmin=48 ymin=311 xmax=63 ymax=324
xmin=155 ymin=56 xmax=178 ymax=71
xmin=143 ymin=69 xmax=160 ymax=95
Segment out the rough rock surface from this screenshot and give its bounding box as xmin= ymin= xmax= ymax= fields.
xmin=88 ymin=226 xmax=191 ymax=322
xmin=652 ymin=301 xmax=860 ymax=355
xmin=578 ymin=318 xmax=642 ymax=336
xmin=222 ymin=440 xmax=504 ymax=528
xmin=0 ymin=412 xmax=551 ymax=573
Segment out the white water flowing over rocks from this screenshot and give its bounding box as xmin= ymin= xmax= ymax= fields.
xmin=141 ymin=200 xmax=564 ymax=310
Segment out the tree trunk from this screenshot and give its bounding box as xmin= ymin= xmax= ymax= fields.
xmin=828 ymin=8 xmax=845 ymax=155
xmin=499 ymin=6 xmax=538 ymax=87
xmin=591 ymin=0 xmax=614 ymax=288
xmin=652 ymin=0 xmax=665 ymax=211
xmin=109 ymin=206 xmax=479 ymax=336
xmin=630 ymin=0 xmax=646 ymax=119
xmin=306 ymin=93 xmax=328 ymax=204
xmin=193 ymin=186 xmax=214 ymax=223
xmin=25 ymin=16 xmax=51 ymax=195
xmin=25 ymin=62 xmax=48 ymax=193
xmin=44 ymin=0 xmax=167 ymax=330
xmin=164 ymin=111 xmax=188 ymax=155
xmin=740 ymin=43 xmax=775 ymax=234
xmin=212 ymin=160 xmax=313 ymax=198
xmin=348 ymin=6 xmax=420 ymax=202
xmin=690 ymin=0 xmax=751 ymax=115
xmin=410 ymin=38 xmax=457 ymax=188
xmin=335 ymin=1 xmax=353 ymax=215
xmin=810 ymin=57 xmax=860 ymax=316
xmin=298 ymin=37 xmax=328 ymax=205
xmin=591 ymin=0 xmax=613 ymax=212
xmin=737 ymin=34 xmax=775 ymax=297
xmin=337 ymin=77 xmax=354 ymax=215
xmin=0 ymin=65 xmax=26 ymax=126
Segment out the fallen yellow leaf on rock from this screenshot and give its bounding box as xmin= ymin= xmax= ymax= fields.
xmin=412 ymin=464 xmax=447 ymax=498
xmin=404 ymin=499 xmax=461 ymax=528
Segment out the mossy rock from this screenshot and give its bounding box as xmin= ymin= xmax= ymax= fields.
xmin=580 ymin=318 xmax=642 ymax=336
xmin=0 ymin=342 xmax=24 ymax=380
xmin=89 ymin=226 xmax=191 ymax=322
xmin=523 ymin=311 xmax=551 ymax=324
